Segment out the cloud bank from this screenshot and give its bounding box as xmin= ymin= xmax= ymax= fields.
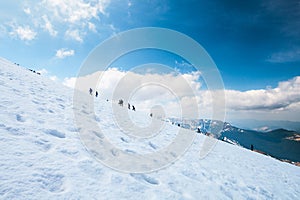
xmin=2 ymin=0 xmax=113 ymax=42
xmin=225 ymin=76 xmax=300 ymax=111
xmin=63 ymin=68 xmax=300 ymax=121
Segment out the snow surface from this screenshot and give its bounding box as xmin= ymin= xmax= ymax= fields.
xmin=0 ymin=57 xmax=300 ymax=199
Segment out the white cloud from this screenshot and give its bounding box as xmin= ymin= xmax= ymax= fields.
xmin=10 ymin=26 xmax=37 ymax=41
xmin=225 ymin=76 xmax=300 ymax=111
xmin=223 ymin=76 xmax=300 ymax=121
xmin=42 ymin=15 xmax=57 ymax=36
xmin=65 ymin=29 xmax=83 ymax=42
xmin=40 ymin=0 xmax=110 ymax=23
xmin=41 ymin=0 xmax=93 ymax=23
xmin=3 ymin=0 xmax=113 ymax=43
xmin=55 ymin=48 xmax=75 ymax=59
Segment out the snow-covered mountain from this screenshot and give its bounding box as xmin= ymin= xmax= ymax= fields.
xmin=168 ymin=118 xmax=300 ymax=163
xmin=1 ymin=57 xmax=300 ymax=199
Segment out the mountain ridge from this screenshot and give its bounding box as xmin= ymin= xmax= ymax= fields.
xmin=168 ymin=118 xmax=300 ymax=163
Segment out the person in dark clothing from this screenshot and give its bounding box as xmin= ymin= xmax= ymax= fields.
xmin=128 ymin=103 xmax=131 ymax=109
xmin=150 ymin=113 xmax=153 ymax=117
xmin=89 ymin=88 xmax=93 ymax=95
xmin=118 ymin=99 xmax=123 ymax=106
xmin=251 ymin=144 xmax=254 ymax=151
xmin=95 ymin=91 xmax=98 ymax=97
xmin=197 ymin=128 xmax=201 ymax=133
xmin=132 ymin=105 xmax=135 ymax=111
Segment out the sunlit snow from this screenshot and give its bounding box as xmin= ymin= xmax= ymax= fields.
xmin=0 ymin=58 xmax=299 ymax=199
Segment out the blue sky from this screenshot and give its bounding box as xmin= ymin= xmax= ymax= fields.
xmin=0 ymin=0 xmax=299 ymax=122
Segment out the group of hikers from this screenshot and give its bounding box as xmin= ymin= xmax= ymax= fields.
xmin=118 ymin=99 xmax=136 ymax=111
xmin=89 ymin=88 xmax=137 ymax=111
xmin=89 ymin=88 xmax=98 ymax=97
xmin=28 ymin=68 xmax=41 ymax=75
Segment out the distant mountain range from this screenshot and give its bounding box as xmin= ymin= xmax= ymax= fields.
xmin=228 ymin=119 xmax=300 ymax=132
xmin=168 ymin=118 xmax=300 ymax=163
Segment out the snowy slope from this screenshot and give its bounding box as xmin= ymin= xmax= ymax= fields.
xmin=0 ymin=57 xmax=300 ymax=199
